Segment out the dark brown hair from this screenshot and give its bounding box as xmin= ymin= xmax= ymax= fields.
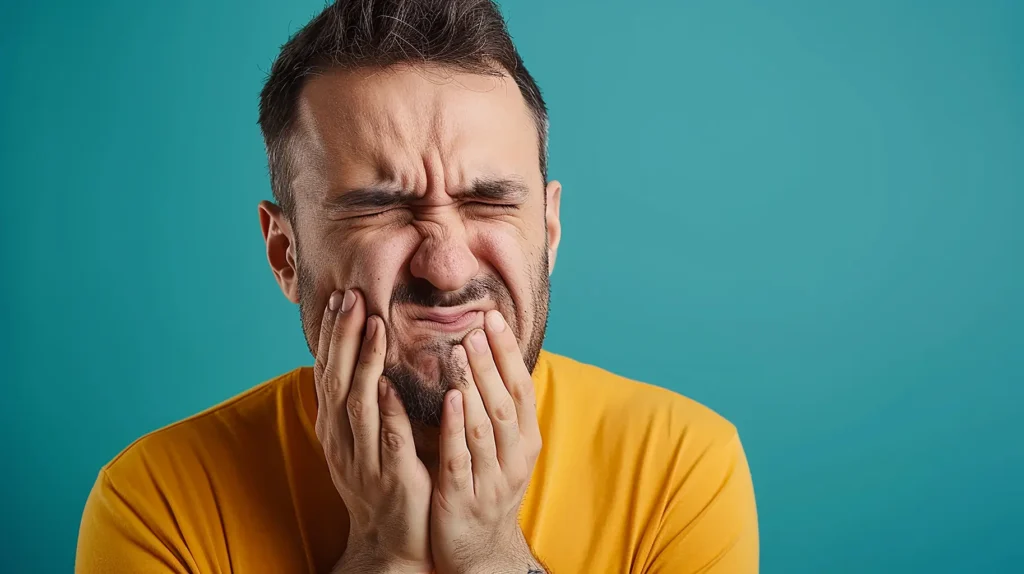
xmin=258 ymin=0 xmax=549 ymax=217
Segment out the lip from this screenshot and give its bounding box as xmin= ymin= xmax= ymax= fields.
xmin=412 ymin=307 xmax=487 ymax=333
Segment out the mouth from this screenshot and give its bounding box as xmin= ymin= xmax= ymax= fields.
xmin=410 ymin=306 xmax=489 ymax=334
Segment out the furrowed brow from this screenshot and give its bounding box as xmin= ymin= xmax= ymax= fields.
xmin=458 ymin=176 xmax=531 ymax=203
xmin=324 ymin=184 xmax=418 ymax=211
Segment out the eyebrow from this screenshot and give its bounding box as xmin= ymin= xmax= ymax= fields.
xmin=325 ymin=176 xmax=532 ymax=211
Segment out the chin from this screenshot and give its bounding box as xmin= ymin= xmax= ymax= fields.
xmin=393 ymin=341 xmax=446 ymax=379
xmin=380 ymin=339 xmax=462 ymax=426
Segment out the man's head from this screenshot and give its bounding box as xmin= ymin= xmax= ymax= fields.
xmin=257 ymin=0 xmax=562 ymax=427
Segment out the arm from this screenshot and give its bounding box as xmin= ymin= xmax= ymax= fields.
xmin=75 ymin=470 xmax=191 ymax=574
xmin=646 ymin=432 xmax=759 ymax=573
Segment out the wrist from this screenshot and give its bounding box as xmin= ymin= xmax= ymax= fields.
xmin=454 ymin=535 xmax=544 ymax=574
xmin=332 ymin=545 xmax=431 ymax=574
xmin=333 ymin=559 xmax=430 ymax=574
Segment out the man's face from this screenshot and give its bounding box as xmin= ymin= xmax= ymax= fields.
xmin=262 ymin=65 xmax=562 ymax=426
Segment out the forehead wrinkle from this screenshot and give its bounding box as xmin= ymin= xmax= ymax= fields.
xmin=374 ymin=66 xmax=492 ymax=198
xmin=367 ymin=80 xmax=437 ymax=194
xmin=421 ymin=99 xmax=457 ymax=200
xmin=431 ymin=93 xmax=470 ymax=198
xmin=298 ymin=66 xmax=538 ymax=207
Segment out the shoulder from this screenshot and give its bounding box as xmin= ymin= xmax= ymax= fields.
xmin=537 ymin=350 xmax=739 ymax=445
xmin=531 ymin=351 xmax=756 ymax=561
xmin=100 ymin=368 xmax=304 ymax=487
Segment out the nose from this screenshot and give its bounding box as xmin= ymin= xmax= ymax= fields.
xmin=408 ymin=226 xmax=480 ymax=293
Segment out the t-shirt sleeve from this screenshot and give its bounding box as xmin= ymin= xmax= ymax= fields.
xmin=646 ymin=431 xmax=759 ymax=574
xmin=75 ymin=469 xmax=192 ymax=574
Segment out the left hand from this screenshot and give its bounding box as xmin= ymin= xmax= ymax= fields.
xmin=431 ymin=310 xmax=546 ymax=574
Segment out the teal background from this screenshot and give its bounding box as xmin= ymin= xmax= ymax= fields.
xmin=1 ymin=0 xmax=1021 ymax=571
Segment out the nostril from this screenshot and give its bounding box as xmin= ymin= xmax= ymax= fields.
xmin=410 ymin=236 xmax=479 ymax=288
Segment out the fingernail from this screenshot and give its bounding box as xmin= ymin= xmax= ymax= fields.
xmin=341 ymin=289 xmax=355 ymax=313
xmin=378 ymin=377 xmax=388 ymax=398
xmin=469 ymin=329 xmax=487 ymax=353
xmin=486 ymin=310 xmax=506 ymax=332
xmin=450 ymin=391 xmax=463 ymax=414
xmin=328 ymin=291 xmax=342 ymax=311
xmin=364 ymin=317 xmax=377 ymax=341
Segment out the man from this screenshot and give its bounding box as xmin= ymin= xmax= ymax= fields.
xmin=76 ymin=0 xmax=758 ymax=572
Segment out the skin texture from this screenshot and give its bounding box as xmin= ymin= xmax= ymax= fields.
xmin=261 ymin=64 xmax=560 ymax=426
xmin=431 ymin=312 xmax=546 ymax=574
xmin=259 ymin=65 xmax=560 ymax=573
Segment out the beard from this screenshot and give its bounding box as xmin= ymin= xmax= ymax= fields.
xmin=296 ymin=243 xmax=550 ymax=427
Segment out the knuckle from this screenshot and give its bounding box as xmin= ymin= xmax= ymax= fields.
xmin=313 ymin=358 xmax=327 ymax=381
xmin=510 ymin=380 xmax=534 ymax=403
xmin=471 ymin=420 xmax=493 ymax=441
xmin=347 ymin=397 xmax=370 ymax=424
xmin=447 ymin=451 xmax=472 ymax=477
xmin=494 ymin=397 xmax=517 ymax=423
xmin=380 ymin=428 xmax=405 ymax=452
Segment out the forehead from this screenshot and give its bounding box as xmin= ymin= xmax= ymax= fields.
xmin=291 ymin=64 xmax=541 ymax=198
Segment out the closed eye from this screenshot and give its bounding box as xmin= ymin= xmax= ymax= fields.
xmin=355 ymin=207 xmax=407 ymax=219
xmin=465 ymin=202 xmax=517 ymax=211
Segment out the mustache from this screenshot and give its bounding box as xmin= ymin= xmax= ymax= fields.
xmin=390 ymin=275 xmax=510 ymax=308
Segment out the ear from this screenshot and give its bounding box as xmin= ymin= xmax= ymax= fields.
xmin=259 ymin=200 xmax=300 ymax=304
xmin=544 ymin=179 xmax=562 ymax=275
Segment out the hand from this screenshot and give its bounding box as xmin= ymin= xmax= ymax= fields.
xmin=314 ymin=289 xmax=433 ymax=574
xmin=431 ymin=310 xmax=546 ymax=574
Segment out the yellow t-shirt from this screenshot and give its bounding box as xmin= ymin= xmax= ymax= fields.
xmin=76 ymin=351 xmax=758 ymax=573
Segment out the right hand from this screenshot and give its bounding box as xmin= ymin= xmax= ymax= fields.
xmin=314 ymin=289 xmax=433 ymax=574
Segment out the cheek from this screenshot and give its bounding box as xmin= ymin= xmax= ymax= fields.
xmin=472 ymin=225 xmax=539 ymax=330
xmin=325 ymin=229 xmax=420 ymax=318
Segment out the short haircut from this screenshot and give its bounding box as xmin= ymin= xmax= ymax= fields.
xmin=258 ymin=0 xmax=549 ymax=216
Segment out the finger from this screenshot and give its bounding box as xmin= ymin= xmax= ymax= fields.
xmin=321 ymin=288 xmax=364 ymax=408
xmin=319 ymin=289 xmax=365 ymax=460
xmin=455 ymin=340 xmax=500 ymax=487
xmin=312 ymin=290 xmax=343 ymax=412
xmin=465 ymin=326 xmax=520 ymax=470
xmin=378 ymin=374 xmax=418 ymax=478
xmin=348 ymin=313 xmax=383 ymax=473
xmin=438 ymin=388 xmax=472 ymax=498
xmin=483 ymin=310 xmax=541 ymax=454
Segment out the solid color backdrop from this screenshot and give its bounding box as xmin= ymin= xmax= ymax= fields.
xmin=1 ymin=0 xmax=1021 ymax=572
